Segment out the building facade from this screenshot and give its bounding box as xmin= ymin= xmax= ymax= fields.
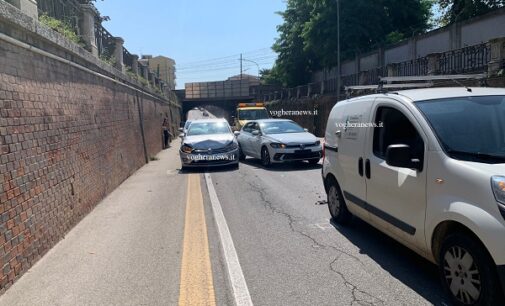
xmin=141 ymin=55 xmax=176 ymax=90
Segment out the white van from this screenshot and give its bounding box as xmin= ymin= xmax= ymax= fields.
xmin=322 ymin=87 xmax=505 ymax=305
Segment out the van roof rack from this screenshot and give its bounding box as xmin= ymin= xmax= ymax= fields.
xmin=380 ymin=73 xmax=487 ymax=83
xmin=345 ymin=73 xmax=488 ymax=97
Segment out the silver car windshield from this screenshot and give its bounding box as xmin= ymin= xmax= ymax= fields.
xmin=260 ymin=121 xmax=305 ymax=135
xmin=187 ymin=122 xmax=231 ymax=136
xmin=416 ymin=95 xmax=505 ymax=163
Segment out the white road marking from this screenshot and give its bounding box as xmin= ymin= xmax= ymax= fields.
xmin=308 ymin=220 xmax=334 ymax=231
xmin=204 ymin=173 xmax=254 ymax=306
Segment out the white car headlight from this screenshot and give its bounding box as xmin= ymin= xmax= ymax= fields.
xmin=270 ymin=143 xmax=286 ymax=149
xmin=491 ymin=176 xmax=505 ymax=204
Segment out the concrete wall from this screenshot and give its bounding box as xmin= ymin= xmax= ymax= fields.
xmin=313 ymin=8 xmax=505 ymax=82
xmin=416 ymin=30 xmax=451 ymax=57
xmin=360 ymin=52 xmax=379 ymax=71
xmin=461 ymin=12 xmax=505 ymax=46
xmin=0 ymin=1 xmax=180 ymax=292
xmin=384 ymin=42 xmax=410 ymax=65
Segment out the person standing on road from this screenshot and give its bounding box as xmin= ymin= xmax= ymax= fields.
xmin=162 ymin=118 xmax=172 ymax=149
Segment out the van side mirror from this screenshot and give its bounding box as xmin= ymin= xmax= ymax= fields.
xmin=178 ymin=127 xmax=184 ymax=132
xmin=252 ymin=130 xmax=261 ymax=136
xmin=234 ymin=131 xmax=240 ymax=137
xmin=385 ymin=144 xmax=422 ymax=171
xmin=303 ymin=128 xmax=309 ymax=132
xmin=179 ymin=133 xmax=185 ymax=139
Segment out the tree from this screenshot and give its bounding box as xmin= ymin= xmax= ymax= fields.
xmin=302 ymin=0 xmax=433 ymax=67
xmin=259 ymin=68 xmax=283 ymax=86
xmin=437 ymin=0 xmax=505 ymax=25
xmin=270 ymin=0 xmax=433 ymax=86
xmin=272 ymin=0 xmax=321 ymax=87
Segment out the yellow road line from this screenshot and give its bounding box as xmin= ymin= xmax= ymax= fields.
xmin=179 ymin=174 xmax=216 ymax=306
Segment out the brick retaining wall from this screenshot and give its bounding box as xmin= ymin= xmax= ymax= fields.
xmin=0 ymin=2 xmax=180 ymax=292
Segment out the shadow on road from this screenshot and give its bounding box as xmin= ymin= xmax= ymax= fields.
xmin=177 ymin=164 xmax=240 ymax=174
xmin=329 ymin=218 xmax=449 ymax=305
xmin=240 ymin=157 xmax=322 ymax=172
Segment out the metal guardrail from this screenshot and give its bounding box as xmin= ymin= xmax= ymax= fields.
xmin=34 ymin=0 xmax=166 ymax=97
xmin=394 ymin=58 xmax=428 ymax=76
xmin=37 ymin=0 xmax=82 ymax=34
xmin=439 ymin=43 xmax=490 ymax=74
xmin=123 ymin=48 xmax=134 ymax=69
xmin=95 ymin=23 xmax=115 ymax=59
xmin=259 ymin=41 xmax=495 ymax=102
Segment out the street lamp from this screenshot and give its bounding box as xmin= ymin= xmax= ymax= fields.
xmin=241 ymin=58 xmax=261 ymax=77
xmin=336 ymin=0 xmax=341 ymax=100
xmin=242 ymin=58 xmax=263 ymax=101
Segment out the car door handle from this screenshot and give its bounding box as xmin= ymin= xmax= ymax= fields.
xmin=365 ymin=159 xmax=371 ymax=179
xmin=358 ymin=158 xmax=364 ymax=177
xmin=335 ymin=130 xmax=342 ymax=137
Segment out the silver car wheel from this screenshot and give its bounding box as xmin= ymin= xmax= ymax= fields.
xmin=443 ymin=246 xmax=482 ymax=305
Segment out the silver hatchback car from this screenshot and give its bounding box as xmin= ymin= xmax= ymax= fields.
xmin=236 ymin=119 xmax=322 ymax=167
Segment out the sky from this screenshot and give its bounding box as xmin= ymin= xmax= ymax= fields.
xmin=94 ymin=0 xmax=286 ymax=89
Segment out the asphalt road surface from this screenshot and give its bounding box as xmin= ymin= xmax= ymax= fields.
xmin=0 ymin=109 xmax=449 ymax=305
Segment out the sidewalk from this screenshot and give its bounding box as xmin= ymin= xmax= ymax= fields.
xmin=0 ymin=144 xmax=187 ymax=306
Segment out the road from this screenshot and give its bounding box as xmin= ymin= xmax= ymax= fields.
xmin=0 ymin=109 xmax=449 ymax=305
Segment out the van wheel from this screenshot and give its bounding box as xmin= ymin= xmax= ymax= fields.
xmin=326 ymin=179 xmax=352 ymax=225
xmin=439 ymin=233 xmax=504 ymax=306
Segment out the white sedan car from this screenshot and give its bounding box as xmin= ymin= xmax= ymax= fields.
xmin=236 ymin=119 xmax=322 ymax=167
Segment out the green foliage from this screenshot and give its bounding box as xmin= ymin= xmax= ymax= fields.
xmin=259 ymin=68 xmax=283 ymax=86
xmin=99 ymin=54 xmax=116 ymax=66
xmin=436 ymin=0 xmax=504 ymax=25
xmin=271 ymin=0 xmax=433 ymax=87
xmin=272 ymin=0 xmax=320 ymax=87
xmin=39 ymin=14 xmax=82 ymax=45
xmin=138 ymin=76 xmax=149 ymax=87
xmin=385 ymin=31 xmax=406 ymax=45
xmin=126 ymin=68 xmax=138 ymax=80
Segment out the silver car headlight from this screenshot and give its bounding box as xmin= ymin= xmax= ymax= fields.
xmin=181 ymin=144 xmax=193 ymax=154
xmin=270 ymin=143 xmax=286 ymax=149
xmin=491 ymin=176 xmax=505 ymax=204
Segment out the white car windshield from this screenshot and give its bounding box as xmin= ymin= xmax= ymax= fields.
xmin=187 ymin=122 xmax=231 ymax=136
xmin=416 ymin=95 xmax=505 ymax=163
xmin=260 ymin=121 xmax=305 ymax=135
